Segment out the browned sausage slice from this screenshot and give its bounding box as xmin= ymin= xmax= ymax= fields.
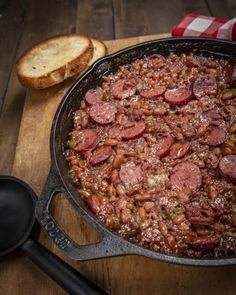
xmin=204 ymin=127 xmax=227 ymax=146
xmin=74 ymin=129 xmax=99 ymax=152
xmin=169 ymin=142 xmax=190 ymax=159
xmin=86 ymin=195 xmax=101 ymax=214
xmin=89 ymin=146 xmax=113 ymax=166
xmin=89 ymin=102 xmax=117 ymax=124
xmin=156 ymin=135 xmax=174 ymax=157
xmin=225 ymin=65 xmax=234 ymax=85
xmin=119 ymin=161 xmax=143 ymax=188
xmin=188 ymin=215 xmax=215 ymax=226
xmin=164 ymin=88 xmax=193 ymax=106
xmin=140 ymin=86 xmax=166 ymax=99
xmin=226 ymin=65 xmax=236 ymax=87
xmin=121 ymin=121 xmax=146 ymax=140
xmin=186 ymin=236 xmax=220 ymax=250
xmin=170 ymin=162 xmax=202 ymax=193
xmin=111 ymin=80 xmax=136 ymax=99
xmin=204 ymin=109 xmax=223 ymax=126
xmin=193 ymin=75 xmax=217 ymax=98
xmin=186 ymin=207 xmax=215 ymax=225
xmin=185 ymin=58 xmax=200 ymax=68
xmin=231 ymin=66 xmax=236 ymax=87
xmin=84 ymin=88 xmax=103 ymax=105
xmin=219 ymin=155 xmax=236 ymax=183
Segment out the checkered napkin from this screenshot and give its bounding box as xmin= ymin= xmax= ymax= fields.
xmin=172 ymin=13 xmax=236 ymax=41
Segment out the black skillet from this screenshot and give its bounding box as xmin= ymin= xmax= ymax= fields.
xmin=36 ymin=37 xmax=236 ymax=266
xmin=0 ymin=175 xmax=107 ymax=295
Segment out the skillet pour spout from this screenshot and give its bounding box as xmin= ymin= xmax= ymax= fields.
xmin=36 ymin=37 xmax=236 ymax=266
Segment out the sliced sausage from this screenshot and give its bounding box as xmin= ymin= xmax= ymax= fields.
xmin=164 ymin=88 xmax=193 ymax=106
xmin=193 ymin=75 xmax=217 ymax=98
xmin=225 ymin=65 xmax=235 ymax=86
xmin=89 ymin=146 xmax=113 ymax=166
xmin=86 ymin=195 xmax=101 ymax=214
xmin=74 ymin=129 xmax=99 ymax=152
xmin=219 ymin=155 xmax=236 ymax=183
xmin=84 ymin=88 xmax=103 ymax=105
xmin=140 ymin=86 xmax=166 ymax=99
xmin=186 ymin=207 xmax=215 ymax=226
xmin=170 ymin=162 xmax=202 ymax=193
xmin=119 ymin=161 xmax=143 ymax=189
xmin=156 ymin=135 xmax=174 ymax=157
xmin=121 ymin=121 xmax=146 ymax=140
xmin=204 ymin=127 xmax=227 ymax=146
xmin=188 ymin=215 xmax=215 ymax=226
xmin=169 ymin=142 xmax=190 ymax=159
xmin=186 ymin=236 xmax=220 ymax=250
xmin=111 ymin=80 xmax=136 ymax=99
xmin=226 ymin=65 xmax=236 ymax=87
xmin=204 ymin=109 xmax=223 ymax=126
xmin=185 ymin=58 xmax=200 ymax=68
xmin=231 ymin=66 xmax=236 ymax=87
xmin=89 ymin=102 xmax=117 ymax=124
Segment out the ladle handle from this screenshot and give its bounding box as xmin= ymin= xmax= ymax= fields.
xmin=21 ymin=239 xmax=107 ymax=295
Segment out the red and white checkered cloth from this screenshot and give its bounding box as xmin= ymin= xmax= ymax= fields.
xmin=172 ymin=13 xmax=236 ymax=41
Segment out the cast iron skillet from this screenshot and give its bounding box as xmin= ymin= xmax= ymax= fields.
xmin=36 ymin=37 xmax=236 ymax=267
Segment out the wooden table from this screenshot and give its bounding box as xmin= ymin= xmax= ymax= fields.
xmin=0 ymin=1 xmax=236 ymax=295
xmin=1 ymin=32 xmax=236 ymax=295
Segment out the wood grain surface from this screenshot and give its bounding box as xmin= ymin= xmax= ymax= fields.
xmin=0 ymin=0 xmax=78 ymax=175
xmin=76 ymin=0 xmax=114 ymax=40
xmin=0 ymin=33 xmax=235 ymax=295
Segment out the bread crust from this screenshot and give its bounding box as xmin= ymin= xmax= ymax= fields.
xmin=88 ymin=38 xmax=108 ymax=66
xmin=91 ymin=37 xmax=108 ymax=54
xmin=16 ymin=34 xmax=93 ymax=89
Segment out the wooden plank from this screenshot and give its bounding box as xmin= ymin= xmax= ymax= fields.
xmin=0 ymin=0 xmax=27 ymax=112
xmin=105 ymin=33 xmax=171 ymax=51
xmin=112 ymin=0 xmax=210 ymax=38
xmin=206 ymin=0 xmax=233 ymax=18
xmin=6 ymin=33 xmax=236 ymax=295
xmin=225 ymin=0 xmax=236 ymax=17
xmin=76 ymin=0 xmax=114 ymax=40
xmin=0 ymin=0 xmax=78 ymax=175
xmin=182 ymin=0 xmax=210 ymax=15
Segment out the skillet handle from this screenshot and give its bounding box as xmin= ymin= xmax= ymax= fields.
xmin=36 ymin=166 xmax=133 ymax=261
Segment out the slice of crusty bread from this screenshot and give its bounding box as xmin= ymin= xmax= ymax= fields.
xmin=88 ymin=38 xmax=108 ymax=66
xmin=16 ymin=35 xmax=93 ymax=89
xmin=70 ymin=37 xmax=108 ymax=80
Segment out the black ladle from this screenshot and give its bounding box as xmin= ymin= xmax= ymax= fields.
xmin=0 ymin=176 xmax=107 ymax=295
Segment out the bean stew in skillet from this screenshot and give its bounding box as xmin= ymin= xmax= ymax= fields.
xmin=65 ymin=53 xmax=236 ymax=258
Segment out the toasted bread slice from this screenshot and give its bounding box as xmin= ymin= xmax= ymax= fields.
xmin=88 ymin=38 xmax=108 ymax=66
xmin=16 ymin=35 xmax=93 ymax=89
xmin=70 ymin=38 xmax=108 ymax=80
